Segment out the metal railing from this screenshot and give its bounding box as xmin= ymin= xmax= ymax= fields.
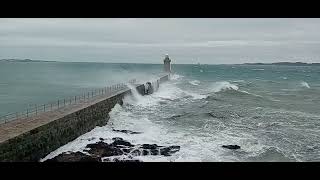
xmin=0 ymin=79 xmax=137 ymax=124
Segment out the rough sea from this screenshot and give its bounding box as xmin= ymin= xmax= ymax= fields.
xmin=1 ymin=61 xmax=319 ymax=161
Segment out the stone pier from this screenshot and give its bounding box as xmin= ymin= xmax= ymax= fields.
xmin=0 ymin=75 xmax=169 ymax=162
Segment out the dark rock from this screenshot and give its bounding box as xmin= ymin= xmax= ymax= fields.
xmin=160 ymin=146 xmax=180 ymax=156
xmin=150 ymin=149 xmax=160 ymax=155
xmin=85 ymin=141 xmax=123 ymax=157
xmin=130 ymin=149 xmax=141 ymax=156
xmin=111 ymin=139 xmax=134 ymax=147
xmin=141 ymin=144 xmax=159 ymax=149
xmin=45 ymin=152 xmax=101 ymax=162
xmin=113 ymin=158 xmax=141 ymax=162
xmin=99 ymin=138 xmax=104 ymax=141
xmin=112 ymin=129 xmax=142 ymax=134
xmin=87 ymin=137 xmax=96 ymax=141
xmin=142 ymin=150 xmax=149 ymax=155
xmin=48 ymin=137 xmax=181 ymax=162
xmin=121 ymin=148 xmax=131 ymax=153
xmin=222 ymin=145 xmax=241 ymax=150
xmin=112 ymin=137 xmax=124 ymax=141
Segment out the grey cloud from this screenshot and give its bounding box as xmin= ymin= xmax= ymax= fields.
xmin=0 ymin=18 xmax=320 ymax=63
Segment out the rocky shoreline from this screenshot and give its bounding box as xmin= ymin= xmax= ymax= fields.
xmin=44 ymin=129 xmax=181 ymax=162
xmin=43 ymin=127 xmax=242 ymax=162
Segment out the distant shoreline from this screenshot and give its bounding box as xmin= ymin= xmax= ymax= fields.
xmin=0 ymin=59 xmax=57 ymax=63
xmin=240 ymin=62 xmax=320 ymax=66
xmin=1 ymin=59 xmax=319 ymax=66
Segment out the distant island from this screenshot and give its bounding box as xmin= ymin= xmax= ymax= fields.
xmin=0 ymin=59 xmax=57 ymax=63
xmin=242 ymin=62 xmax=320 ymax=66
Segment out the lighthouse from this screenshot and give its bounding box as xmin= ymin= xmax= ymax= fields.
xmin=163 ymin=54 xmax=172 ymax=73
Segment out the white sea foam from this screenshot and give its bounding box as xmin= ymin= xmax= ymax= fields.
xmin=40 ymin=74 xmax=272 ymax=162
xmin=183 ymin=91 xmax=208 ymax=100
xmin=300 ymin=81 xmax=310 ymax=88
xmin=125 ymin=83 xmax=143 ymax=102
xmin=211 ymin=81 xmax=239 ymax=92
xmin=169 ymin=74 xmax=183 ymax=80
xmin=40 ymin=79 xmax=221 ymax=162
xmin=189 ymin=80 xmax=200 ymax=86
xmin=252 ymin=69 xmax=265 ymax=71
xmin=239 ymin=90 xmax=263 ymax=97
xmin=40 ymin=103 xmax=224 ymax=162
xmin=232 ymin=80 xmax=245 ymax=83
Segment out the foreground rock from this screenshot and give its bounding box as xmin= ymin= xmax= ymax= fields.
xmin=112 ymin=129 xmax=142 ymax=134
xmin=45 ymin=152 xmax=101 ymax=162
xmin=44 ymin=137 xmax=180 ymax=162
xmin=222 ymin=145 xmax=241 ymax=150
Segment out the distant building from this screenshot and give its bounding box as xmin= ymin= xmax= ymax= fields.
xmin=163 ymin=54 xmax=171 ymax=73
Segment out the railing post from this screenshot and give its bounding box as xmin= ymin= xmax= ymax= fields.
xmin=44 ymin=104 xmax=45 ymax=112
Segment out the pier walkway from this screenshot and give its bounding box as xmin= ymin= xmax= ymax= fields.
xmin=0 ymin=84 xmax=133 ymax=144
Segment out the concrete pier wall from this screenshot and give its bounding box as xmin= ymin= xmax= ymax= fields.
xmin=0 ymin=75 xmax=169 ymax=162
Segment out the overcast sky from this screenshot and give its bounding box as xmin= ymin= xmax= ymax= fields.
xmin=1 ymin=18 xmax=320 ymax=64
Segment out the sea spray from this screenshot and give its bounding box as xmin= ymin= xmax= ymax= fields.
xmin=125 ymin=83 xmax=143 ymax=101
xmin=151 ymin=80 xmax=160 ymax=92
xmin=170 ymin=74 xmax=183 ymax=80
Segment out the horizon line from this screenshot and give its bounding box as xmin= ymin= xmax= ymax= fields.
xmin=1 ymin=58 xmax=319 ymax=65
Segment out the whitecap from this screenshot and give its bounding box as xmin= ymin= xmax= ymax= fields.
xmin=232 ymin=80 xmax=245 ymax=83
xmin=169 ymin=74 xmax=184 ymax=80
xmin=183 ymin=91 xmax=208 ymax=100
xmin=189 ymin=80 xmax=200 ymax=86
xmin=211 ymin=81 xmax=239 ymax=93
xmin=300 ymin=81 xmax=310 ymax=88
xmin=239 ymin=90 xmax=263 ymax=97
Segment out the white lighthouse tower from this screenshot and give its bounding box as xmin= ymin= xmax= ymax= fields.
xmin=163 ymin=54 xmax=172 ymax=73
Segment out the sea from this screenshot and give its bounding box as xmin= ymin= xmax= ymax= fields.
xmin=1 ymin=61 xmax=319 ymax=162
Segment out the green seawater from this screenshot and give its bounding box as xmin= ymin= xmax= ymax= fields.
xmin=1 ymin=61 xmax=320 ymax=161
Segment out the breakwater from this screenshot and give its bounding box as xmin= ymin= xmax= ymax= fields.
xmin=0 ymin=74 xmax=169 ymax=162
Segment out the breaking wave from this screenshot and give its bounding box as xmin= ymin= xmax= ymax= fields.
xmin=189 ymin=80 xmax=200 ymax=86
xmin=300 ymin=81 xmax=310 ymax=88
xmin=169 ymin=74 xmax=184 ymax=80
xmin=211 ymin=81 xmax=239 ymax=93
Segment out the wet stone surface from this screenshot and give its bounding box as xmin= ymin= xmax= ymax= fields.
xmin=222 ymin=145 xmax=241 ymax=150
xmin=44 ymin=136 xmax=180 ymax=162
